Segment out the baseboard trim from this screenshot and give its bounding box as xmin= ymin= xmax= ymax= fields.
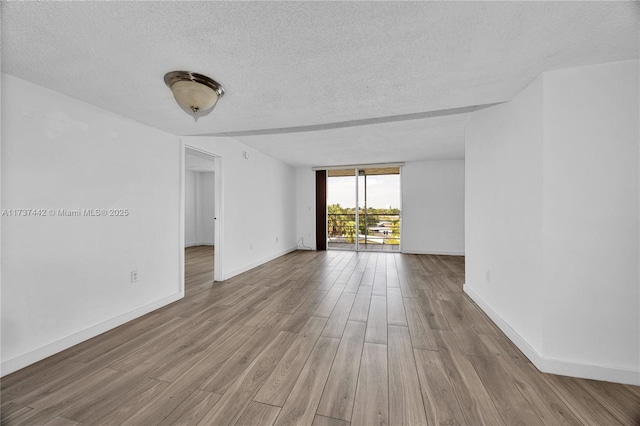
xmin=463 ymin=284 xmax=640 ymax=386
xmin=185 ymin=243 xmax=214 ymax=248
xmin=223 ymin=247 xmax=298 ymax=280
xmin=463 ymin=284 xmax=542 ymax=369
xmin=402 ymin=249 xmax=465 ymax=256
xmin=0 ymin=291 xmax=184 ymax=377
xmin=539 ymin=355 xmax=640 ymax=386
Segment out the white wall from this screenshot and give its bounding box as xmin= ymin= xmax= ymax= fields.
xmin=1 ymin=74 xmax=182 ymax=375
xmin=185 ymin=170 xmax=197 ymax=246
xmin=464 ymin=60 xmax=639 ymax=385
xmin=185 ymin=171 xmax=215 ymax=247
xmin=541 ymin=60 xmax=639 ymax=380
xmin=402 ymin=160 xmax=465 ymax=255
xmin=296 ymin=167 xmax=317 ymax=250
xmin=197 ymin=172 xmax=215 ymax=245
xmin=465 ymin=75 xmax=545 ymax=354
xmin=182 ymin=137 xmax=297 ymax=279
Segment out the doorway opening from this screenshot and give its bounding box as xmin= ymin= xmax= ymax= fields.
xmin=184 ymin=146 xmax=221 ymax=291
xmin=327 ymin=166 xmax=401 ymax=252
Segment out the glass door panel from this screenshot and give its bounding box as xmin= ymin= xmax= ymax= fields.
xmin=327 ymin=169 xmax=357 ymax=250
xmin=357 ymin=167 xmax=401 ymax=252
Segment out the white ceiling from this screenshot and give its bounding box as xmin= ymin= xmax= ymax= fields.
xmin=234 ymin=108 xmax=473 ymax=167
xmin=2 ymin=2 xmax=638 ymax=167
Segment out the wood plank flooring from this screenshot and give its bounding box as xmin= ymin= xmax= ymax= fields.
xmin=2 ymin=246 xmax=639 ymax=425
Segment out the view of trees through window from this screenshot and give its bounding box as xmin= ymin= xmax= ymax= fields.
xmin=327 ymin=204 xmax=400 ymax=244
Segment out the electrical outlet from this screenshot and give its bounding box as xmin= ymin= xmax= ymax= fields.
xmin=276 ymin=237 xmax=278 ymax=243
xmin=486 ymin=270 xmax=491 ymax=282
xmin=131 ymin=270 xmax=139 ymax=283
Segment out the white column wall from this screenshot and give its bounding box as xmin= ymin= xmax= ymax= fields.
xmin=465 ymin=75 xmax=545 ymax=354
xmin=1 ymin=74 xmax=182 ymax=375
xmin=464 ymin=60 xmax=639 ymax=385
xmin=541 ymin=60 xmax=639 ymax=380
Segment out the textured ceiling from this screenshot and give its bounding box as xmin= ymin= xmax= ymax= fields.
xmin=2 ymin=1 xmax=638 ymax=166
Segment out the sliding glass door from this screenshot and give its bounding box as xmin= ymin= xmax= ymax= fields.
xmin=327 ymin=166 xmax=401 ymax=252
xmin=327 ymin=169 xmax=357 ymax=250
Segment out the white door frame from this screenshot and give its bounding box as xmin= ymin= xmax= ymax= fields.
xmin=181 ymin=142 xmax=224 ymax=283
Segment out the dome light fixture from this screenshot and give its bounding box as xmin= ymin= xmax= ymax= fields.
xmin=164 ymin=71 xmax=225 ymax=122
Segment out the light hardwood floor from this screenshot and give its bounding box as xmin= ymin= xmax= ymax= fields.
xmin=2 ymin=246 xmax=639 ymax=425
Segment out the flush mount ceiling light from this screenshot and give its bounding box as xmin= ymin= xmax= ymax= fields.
xmin=164 ymin=71 xmax=225 ymax=122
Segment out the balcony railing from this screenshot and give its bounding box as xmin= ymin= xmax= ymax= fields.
xmin=327 ymin=213 xmax=400 ymax=250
